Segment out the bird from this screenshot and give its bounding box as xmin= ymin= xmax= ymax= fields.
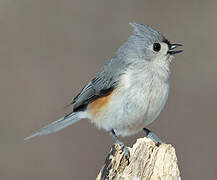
xmin=25 ymin=22 xmax=183 ymax=153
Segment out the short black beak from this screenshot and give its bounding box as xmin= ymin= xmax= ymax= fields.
xmin=168 ymin=44 xmax=183 ymax=55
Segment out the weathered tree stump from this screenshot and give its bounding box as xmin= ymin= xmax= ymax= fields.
xmin=96 ymin=137 xmax=181 ymax=180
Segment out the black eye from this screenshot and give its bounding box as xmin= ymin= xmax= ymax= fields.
xmin=153 ymin=43 xmax=161 ymax=52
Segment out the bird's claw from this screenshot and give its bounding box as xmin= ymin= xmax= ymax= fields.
xmin=143 ymin=128 xmax=164 ymax=146
xmin=115 ymin=141 xmax=130 ymax=160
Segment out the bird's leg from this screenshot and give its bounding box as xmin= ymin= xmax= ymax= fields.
xmin=143 ymin=128 xmax=163 ymax=146
xmin=110 ymin=129 xmax=121 ymax=144
xmin=110 ymin=129 xmax=130 ymax=159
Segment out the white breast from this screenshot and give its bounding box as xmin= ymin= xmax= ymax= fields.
xmin=99 ymin=66 xmax=170 ymax=137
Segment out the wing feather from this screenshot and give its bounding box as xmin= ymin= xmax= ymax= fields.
xmin=72 ymin=77 xmax=117 ymax=111
xmin=71 ymin=40 xmax=132 ymax=111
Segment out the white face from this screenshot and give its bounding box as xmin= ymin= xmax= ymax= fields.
xmin=147 ymin=42 xmax=174 ymax=63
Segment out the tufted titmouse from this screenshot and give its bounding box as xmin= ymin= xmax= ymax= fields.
xmin=25 ymin=23 xmax=183 ymax=150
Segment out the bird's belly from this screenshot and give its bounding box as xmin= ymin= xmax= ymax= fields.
xmin=88 ymin=78 xmax=169 ymax=137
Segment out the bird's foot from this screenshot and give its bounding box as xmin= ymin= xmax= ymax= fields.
xmin=110 ymin=129 xmax=130 ymax=160
xmin=143 ymin=128 xmax=163 ymax=146
xmin=114 ymin=140 xmax=130 ymax=160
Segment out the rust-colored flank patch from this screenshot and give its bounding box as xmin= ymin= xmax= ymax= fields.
xmin=88 ymin=90 xmax=115 ymax=118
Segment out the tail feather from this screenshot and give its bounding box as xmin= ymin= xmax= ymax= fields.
xmin=24 ymin=111 xmax=83 ymax=140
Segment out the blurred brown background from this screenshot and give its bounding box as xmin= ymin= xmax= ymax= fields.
xmin=0 ymin=0 xmax=217 ymax=179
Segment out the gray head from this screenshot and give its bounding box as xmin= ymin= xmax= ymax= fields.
xmin=120 ymin=23 xmax=183 ymax=66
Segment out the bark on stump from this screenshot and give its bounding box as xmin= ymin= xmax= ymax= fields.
xmin=96 ymin=137 xmax=181 ymax=180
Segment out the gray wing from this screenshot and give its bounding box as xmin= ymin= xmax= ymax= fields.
xmin=72 ymin=78 xmax=114 ymax=111
xmin=72 ymin=35 xmax=134 ymax=111
xmin=72 ymin=57 xmax=126 ymax=111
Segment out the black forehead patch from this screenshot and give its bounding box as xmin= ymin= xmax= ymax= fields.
xmin=162 ymin=38 xmax=171 ymax=48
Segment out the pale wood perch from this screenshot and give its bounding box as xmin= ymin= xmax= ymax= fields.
xmin=96 ymin=137 xmax=181 ymax=180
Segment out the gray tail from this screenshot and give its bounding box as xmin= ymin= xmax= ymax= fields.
xmin=24 ymin=111 xmax=83 ymax=140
